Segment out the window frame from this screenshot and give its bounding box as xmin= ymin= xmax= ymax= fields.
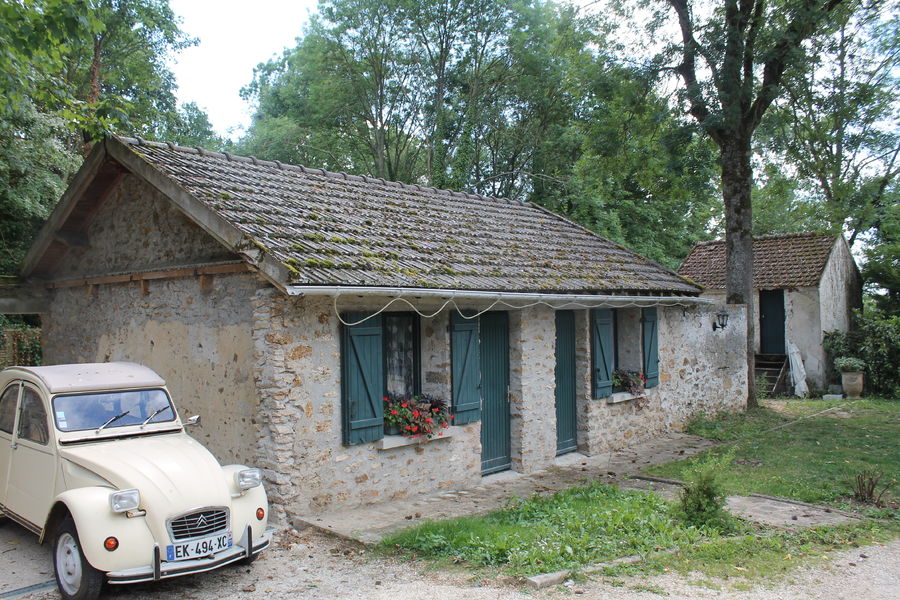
xmin=0 ymin=382 xmax=21 ymax=435
xmin=341 ymin=312 xmax=423 ymax=446
xmin=17 ymin=385 xmax=49 ymax=446
xmin=381 ymin=312 xmax=422 ymax=399
xmin=591 ymin=307 xmax=659 ymax=398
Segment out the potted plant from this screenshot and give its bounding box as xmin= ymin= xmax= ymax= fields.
xmin=383 ymin=394 xmax=452 ymax=439
xmin=834 ymin=356 xmax=865 ymax=398
xmin=612 ymin=369 xmax=646 ymax=396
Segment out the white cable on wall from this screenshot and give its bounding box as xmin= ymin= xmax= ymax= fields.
xmin=332 ymin=293 xmax=702 ymax=327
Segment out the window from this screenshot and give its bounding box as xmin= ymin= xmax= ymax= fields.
xmin=18 ymin=387 xmax=48 ymax=445
xmin=383 ymin=313 xmax=420 ymax=398
xmin=341 ymin=312 xmax=421 ymax=445
xmin=591 ymin=307 xmax=659 ymax=398
xmin=0 ymin=384 xmax=19 ymax=434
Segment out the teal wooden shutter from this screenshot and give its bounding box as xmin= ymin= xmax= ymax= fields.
xmin=340 ymin=313 xmax=385 ymax=445
xmin=642 ymin=307 xmax=659 ymax=388
xmin=591 ymin=308 xmax=614 ymax=398
xmin=450 ymin=312 xmax=481 ymax=425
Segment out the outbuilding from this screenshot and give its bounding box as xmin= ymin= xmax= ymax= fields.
xmin=679 ymin=233 xmax=861 ymax=392
xmin=6 ymin=137 xmax=748 ymax=523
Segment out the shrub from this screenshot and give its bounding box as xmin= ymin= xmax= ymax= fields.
xmin=824 ymin=311 xmax=900 ymax=397
xmin=673 ymin=449 xmax=737 ymax=532
xmin=0 ymin=326 xmax=42 ymax=367
xmin=852 ymin=469 xmax=895 ymax=506
xmin=834 ymin=356 xmax=866 ymax=373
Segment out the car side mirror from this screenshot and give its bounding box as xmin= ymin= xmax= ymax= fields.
xmin=185 ymin=415 xmax=201 ymax=427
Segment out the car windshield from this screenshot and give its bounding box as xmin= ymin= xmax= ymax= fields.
xmin=52 ymin=388 xmax=176 ymax=432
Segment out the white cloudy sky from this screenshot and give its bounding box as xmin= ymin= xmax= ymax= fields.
xmin=168 ymin=1 xmax=610 ymax=140
xmin=168 ymin=0 xmax=318 ymax=139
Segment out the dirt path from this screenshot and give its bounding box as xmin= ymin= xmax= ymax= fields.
xmin=11 ymin=529 xmax=896 ymax=600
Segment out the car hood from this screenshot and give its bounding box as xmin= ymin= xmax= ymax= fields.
xmin=59 ymin=433 xmax=231 ymax=516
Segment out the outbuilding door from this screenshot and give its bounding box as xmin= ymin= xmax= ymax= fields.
xmin=555 ymin=311 xmax=577 ymax=455
xmin=479 ymin=312 xmax=510 ymax=474
xmin=759 ymin=289 xmax=786 ymax=354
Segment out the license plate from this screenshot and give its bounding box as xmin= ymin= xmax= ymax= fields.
xmin=166 ymin=532 xmax=232 ymax=561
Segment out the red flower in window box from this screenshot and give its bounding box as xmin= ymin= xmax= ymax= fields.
xmin=382 ymin=394 xmax=451 ymax=439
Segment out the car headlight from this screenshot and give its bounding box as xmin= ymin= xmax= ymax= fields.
xmin=109 ymin=489 xmax=141 ymax=513
xmin=236 ymin=468 xmax=262 ymax=490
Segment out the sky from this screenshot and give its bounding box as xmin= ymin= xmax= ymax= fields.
xmin=168 ymin=0 xmax=318 ymax=140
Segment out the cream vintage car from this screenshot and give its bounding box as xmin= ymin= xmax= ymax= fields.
xmin=0 ymin=362 xmax=271 ymax=600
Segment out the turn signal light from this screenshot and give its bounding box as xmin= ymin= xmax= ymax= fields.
xmin=256 ymin=508 xmax=265 ymax=521
xmin=104 ymin=537 xmax=119 ymax=551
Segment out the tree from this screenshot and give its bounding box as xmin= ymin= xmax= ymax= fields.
xmin=54 ymin=0 xmax=196 ymax=151
xmin=564 ymin=62 xmax=721 ymax=268
xmin=0 ymin=0 xmax=99 ymax=116
xmin=655 ymin=0 xmax=856 ymax=407
xmin=863 ymin=196 xmax=900 ymax=315
xmin=0 ymin=103 xmax=81 ymax=275
xmin=761 ymin=5 xmax=899 ymax=246
xmin=152 ymin=102 xmax=225 ymax=149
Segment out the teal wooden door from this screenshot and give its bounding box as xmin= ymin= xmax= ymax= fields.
xmin=555 ymin=311 xmax=577 ymax=455
xmin=479 ymin=312 xmax=510 ymax=474
xmin=759 ymin=290 xmax=786 ymax=354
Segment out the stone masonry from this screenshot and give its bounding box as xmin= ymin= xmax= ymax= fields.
xmin=250 ymin=293 xmax=482 ymax=524
xmin=577 ymin=303 xmax=747 ymax=455
xmin=508 ymin=307 xmax=557 ymax=473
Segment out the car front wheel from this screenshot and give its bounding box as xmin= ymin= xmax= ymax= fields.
xmin=53 ymin=518 xmax=104 ymax=600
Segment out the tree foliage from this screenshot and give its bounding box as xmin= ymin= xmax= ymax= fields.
xmin=758 ymin=5 xmax=899 ymax=246
xmin=0 ymin=0 xmax=218 ymax=277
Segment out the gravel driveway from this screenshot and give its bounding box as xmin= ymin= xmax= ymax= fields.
xmin=11 ymin=528 xmax=898 ymax=600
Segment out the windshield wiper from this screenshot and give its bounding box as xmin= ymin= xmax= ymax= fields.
xmin=97 ymin=411 xmax=130 ymax=432
xmin=141 ymin=405 xmax=171 ymax=427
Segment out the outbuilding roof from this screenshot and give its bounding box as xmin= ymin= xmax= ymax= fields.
xmin=678 ymin=233 xmax=840 ymax=290
xmin=23 ymin=136 xmax=700 ymax=296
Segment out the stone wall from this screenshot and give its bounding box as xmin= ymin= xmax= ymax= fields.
xmin=508 ymin=306 xmax=556 ymax=473
xmin=785 ymin=287 xmax=824 ymax=389
xmin=577 ymin=304 xmax=747 ymax=454
xmin=40 ymin=175 xmax=262 ymax=465
xmin=54 ymin=174 xmax=236 ymax=277
xmin=251 ymin=294 xmax=482 ymax=525
xmin=43 ymin=273 xmax=263 ymax=465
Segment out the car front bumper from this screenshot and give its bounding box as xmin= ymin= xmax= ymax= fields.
xmin=106 ymin=526 xmax=273 ymax=584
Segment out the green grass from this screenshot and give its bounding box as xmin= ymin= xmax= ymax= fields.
xmin=381 ymin=483 xmax=738 ymax=576
xmin=647 ymin=398 xmax=899 ymax=513
xmin=382 ymin=398 xmax=899 ymax=580
xmin=642 ymin=521 xmax=899 ymax=581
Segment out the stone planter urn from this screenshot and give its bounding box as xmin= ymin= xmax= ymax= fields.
xmin=841 ymin=372 xmax=864 ymax=398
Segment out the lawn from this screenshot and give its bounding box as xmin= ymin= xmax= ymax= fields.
xmin=381 ymin=482 xmax=740 ymax=576
xmin=646 ymin=398 xmax=899 ymax=515
xmin=383 ymin=397 xmax=899 ymax=578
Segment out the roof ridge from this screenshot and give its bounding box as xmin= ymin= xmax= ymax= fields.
xmin=690 ymin=231 xmax=836 ymax=247
xmin=118 ymin=135 xmax=525 ymax=207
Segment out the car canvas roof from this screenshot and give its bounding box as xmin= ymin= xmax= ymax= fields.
xmin=8 ymin=362 xmax=166 ymax=394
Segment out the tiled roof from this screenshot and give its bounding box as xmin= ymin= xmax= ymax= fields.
xmin=120 ymin=137 xmax=699 ymax=295
xmin=678 ymin=233 xmax=839 ymax=289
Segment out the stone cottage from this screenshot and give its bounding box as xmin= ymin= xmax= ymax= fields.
xmin=8 ymin=137 xmax=748 ymax=523
xmin=678 ymin=233 xmax=861 ymax=391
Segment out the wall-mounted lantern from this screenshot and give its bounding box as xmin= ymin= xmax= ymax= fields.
xmin=712 ymin=310 xmax=729 ymax=331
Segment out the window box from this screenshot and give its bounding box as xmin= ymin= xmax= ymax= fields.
xmin=375 ymin=426 xmax=458 ymax=450
xmin=606 ymin=391 xmax=643 ymax=404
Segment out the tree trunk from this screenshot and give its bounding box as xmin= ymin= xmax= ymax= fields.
xmin=81 ymin=34 xmax=104 ymax=156
xmin=720 ymin=135 xmax=758 ymax=409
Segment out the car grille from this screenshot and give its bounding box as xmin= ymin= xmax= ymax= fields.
xmin=168 ymin=508 xmax=229 ymax=541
